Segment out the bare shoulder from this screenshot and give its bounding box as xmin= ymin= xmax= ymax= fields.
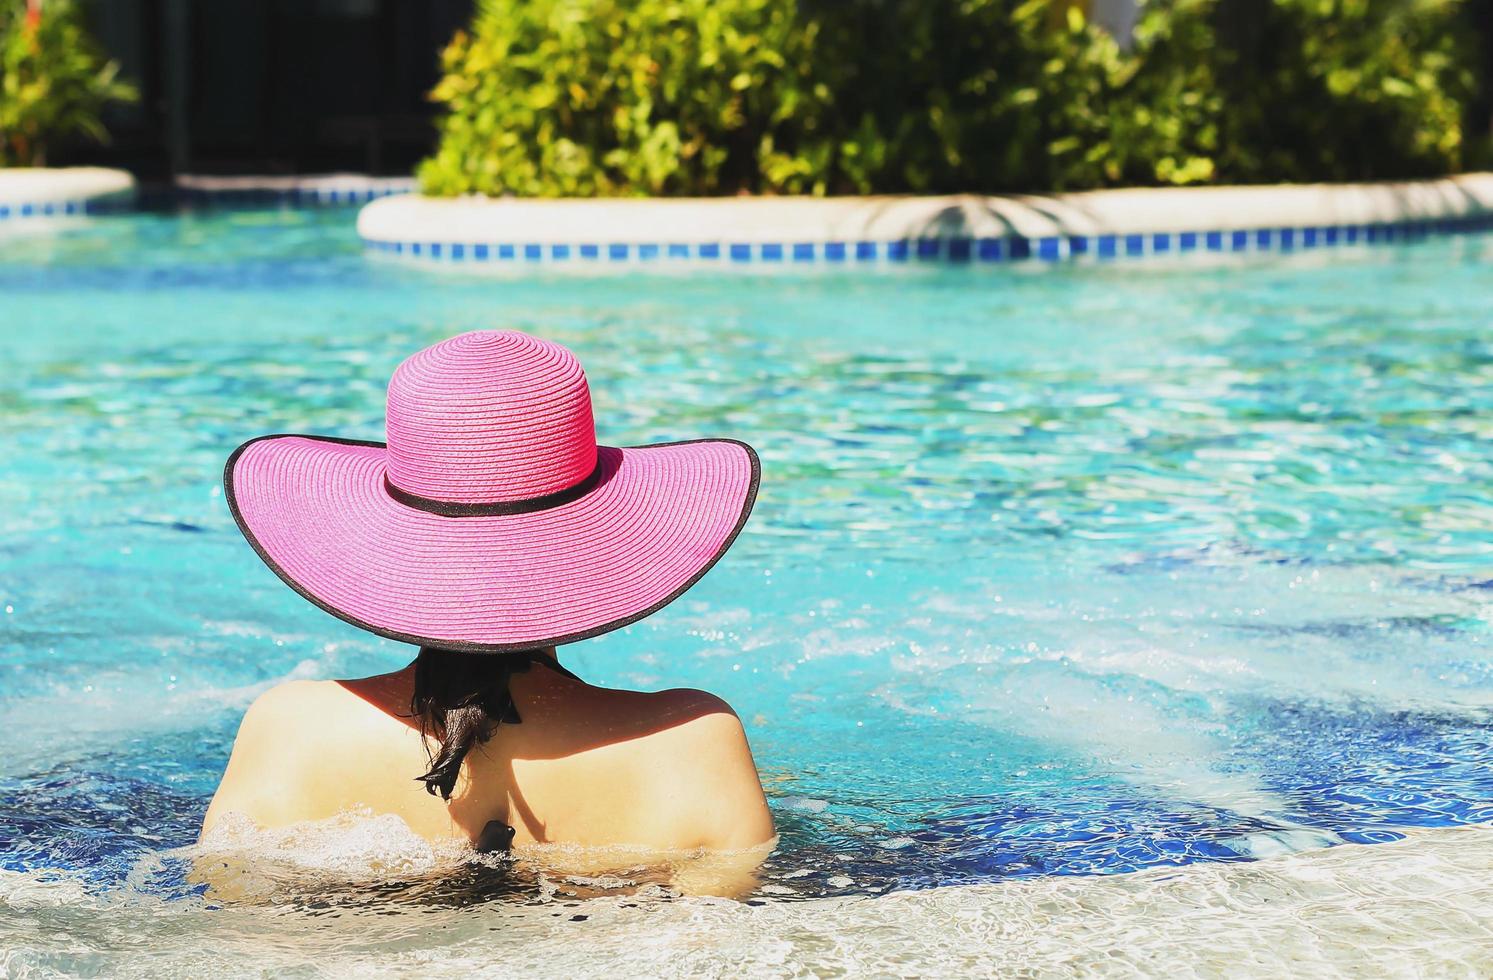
xmin=200 ymin=680 xmax=350 ymax=838
xmin=637 ymin=688 xmax=776 ymax=850
xmin=644 ymin=687 xmax=747 ymax=756
xmin=245 ymin=677 xmax=336 ymax=719
xmin=645 ymin=685 xmax=736 ymax=722
xmin=236 ymin=679 xmax=366 ymax=747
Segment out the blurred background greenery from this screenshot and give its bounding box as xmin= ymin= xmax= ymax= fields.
xmin=2 ymin=0 xmax=1490 ymax=194
xmin=419 ymin=0 xmax=1491 ymax=196
xmin=0 ymin=0 xmax=135 ymax=167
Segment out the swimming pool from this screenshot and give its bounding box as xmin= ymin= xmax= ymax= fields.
xmin=2 ymin=208 xmax=1491 ymax=974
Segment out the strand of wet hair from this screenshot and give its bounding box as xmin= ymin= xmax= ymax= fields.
xmin=411 ymin=647 xmax=530 ymax=800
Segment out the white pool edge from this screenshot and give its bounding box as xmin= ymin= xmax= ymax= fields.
xmin=357 ymin=172 xmax=1493 ymax=264
xmin=0 ymin=167 xmax=135 ymax=222
xmin=2 ymin=820 xmax=1489 ymax=976
xmin=171 ymin=173 xmax=417 ymax=207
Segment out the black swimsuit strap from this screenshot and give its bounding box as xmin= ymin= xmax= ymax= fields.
xmin=532 ymin=655 xmax=582 ymax=682
xmin=485 ymin=650 xmax=582 ymax=681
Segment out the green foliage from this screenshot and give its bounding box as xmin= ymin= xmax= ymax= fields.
xmin=1117 ymin=0 xmax=1476 ymax=184
xmin=420 ymin=0 xmax=1485 ymax=196
xmin=0 ymin=0 xmax=137 ymax=167
xmin=418 ymin=0 xmax=835 ymax=196
xmin=1080 ymin=0 xmax=1225 ymax=187
xmin=810 ymin=0 xmax=1128 ymax=193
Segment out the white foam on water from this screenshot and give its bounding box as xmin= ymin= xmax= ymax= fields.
xmin=871 ymin=560 xmax=1493 ymax=827
xmin=188 ymin=810 xmax=475 ymax=903
xmin=185 ymin=809 xmax=780 ymax=908
xmin=0 ymin=657 xmax=333 ymax=779
xmin=1 ymin=820 xmax=1489 ymax=978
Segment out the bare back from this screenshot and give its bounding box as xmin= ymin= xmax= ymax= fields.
xmin=201 ymin=660 xmax=775 ymax=861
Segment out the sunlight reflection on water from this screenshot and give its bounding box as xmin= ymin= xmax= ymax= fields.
xmin=1 ymin=210 xmax=1491 ymax=973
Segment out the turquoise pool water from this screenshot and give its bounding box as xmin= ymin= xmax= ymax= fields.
xmin=1 ymin=208 xmax=1492 ymax=969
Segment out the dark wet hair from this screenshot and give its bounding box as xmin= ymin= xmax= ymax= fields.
xmin=410 ymin=646 xmax=537 ymax=800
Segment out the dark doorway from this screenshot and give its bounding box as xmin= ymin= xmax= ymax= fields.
xmin=55 ymin=0 xmax=472 ymax=179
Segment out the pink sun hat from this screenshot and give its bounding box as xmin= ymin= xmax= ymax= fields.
xmin=225 ymin=330 xmax=760 ymax=652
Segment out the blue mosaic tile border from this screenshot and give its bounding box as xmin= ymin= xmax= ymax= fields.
xmin=0 ymin=198 xmax=92 ymax=221
xmin=362 ymin=212 xmax=1493 ymax=264
xmin=0 ymin=183 xmax=415 ymax=223
xmin=161 ymin=184 xmax=414 ymax=209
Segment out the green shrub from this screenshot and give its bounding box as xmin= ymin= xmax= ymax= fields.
xmin=809 ymin=0 xmax=1129 ymax=193
xmin=1079 ymin=0 xmax=1225 ymax=187
xmin=419 ymin=0 xmax=1484 ymax=196
xmin=1116 ymin=0 xmax=1476 ymax=184
xmin=0 ymin=0 xmax=137 ymax=167
xmin=418 ymin=0 xmax=836 ymax=196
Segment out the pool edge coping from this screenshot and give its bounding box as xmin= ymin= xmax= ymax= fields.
xmin=0 ymin=167 xmax=135 ymax=223
xmin=0 ymin=170 xmax=418 ymax=221
xmin=356 ymin=172 xmax=1493 ymax=264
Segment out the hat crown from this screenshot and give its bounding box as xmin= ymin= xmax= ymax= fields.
xmin=385 ymin=331 xmax=597 ymax=503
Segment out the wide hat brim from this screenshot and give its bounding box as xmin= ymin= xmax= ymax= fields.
xmin=225 ymin=434 xmax=759 ymax=652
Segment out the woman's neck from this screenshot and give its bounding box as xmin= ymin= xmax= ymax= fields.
xmin=337 ymin=646 xmax=567 ymax=728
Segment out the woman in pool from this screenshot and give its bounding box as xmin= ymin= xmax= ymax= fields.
xmin=203 ymin=330 xmax=773 ymax=875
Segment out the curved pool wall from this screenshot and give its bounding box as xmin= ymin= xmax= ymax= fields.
xmin=165 ymin=174 xmax=416 ymax=209
xmin=358 ymin=172 xmax=1493 ymax=265
xmin=0 ymin=170 xmax=414 ymax=221
xmin=0 ymin=167 xmax=135 ymax=224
